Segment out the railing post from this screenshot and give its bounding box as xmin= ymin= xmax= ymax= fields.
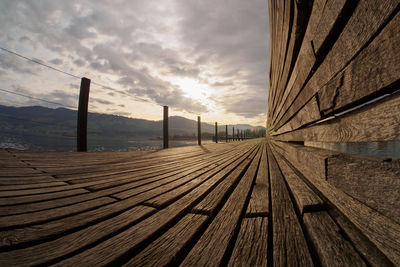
xmin=163 ymin=106 xmax=168 ymax=149
xmin=77 ymin=77 xmax=90 ymax=152
xmin=232 ymin=126 xmax=235 ymax=141
xmin=215 ymin=122 xmax=218 ymax=143
xmin=198 ymin=116 xmax=201 ymax=145
xmin=226 ymin=125 xmax=228 ymax=142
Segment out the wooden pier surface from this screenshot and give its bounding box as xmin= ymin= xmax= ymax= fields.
xmin=0 ymin=139 xmax=398 ymax=266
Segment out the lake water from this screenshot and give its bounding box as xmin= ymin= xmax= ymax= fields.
xmin=0 ymin=134 xmax=215 ymax=152
xmin=304 ymin=141 xmax=400 ymax=160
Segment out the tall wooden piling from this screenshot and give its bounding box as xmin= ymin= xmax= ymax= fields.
xmin=163 ymin=106 xmax=168 ymax=149
xmin=77 ymin=77 xmax=90 ymax=152
xmin=198 ymin=116 xmax=201 ymax=145
xmin=232 ymin=127 xmax=235 ymax=141
xmin=215 ymin=122 xmax=218 ymax=143
xmin=226 ymin=125 xmax=228 ymax=142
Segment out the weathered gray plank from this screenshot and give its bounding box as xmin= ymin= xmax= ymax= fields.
xmin=192 ymin=147 xmax=259 ymax=215
xmin=318 ymin=11 xmax=400 ymax=115
xmin=275 ymin=91 xmax=400 ymax=142
xmin=303 ymin=211 xmax=366 ymax=266
xmin=181 ymin=145 xmax=261 ymax=266
xmin=267 ymin=147 xmax=313 ymax=266
xmin=124 ymin=213 xmax=208 ymax=266
xmin=228 ymin=217 xmax=269 ymax=267
xmin=273 ymin=149 xmax=324 ymax=215
xmin=246 ymin=144 xmax=269 ymax=216
xmin=0 ymin=206 xmax=155 ymax=266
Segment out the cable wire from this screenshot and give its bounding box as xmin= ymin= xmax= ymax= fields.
xmin=0 ymin=46 xmax=81 ymax=79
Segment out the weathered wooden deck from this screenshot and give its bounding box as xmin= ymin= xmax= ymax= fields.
xmin=1 ymin=139 xmax=398 ymax=266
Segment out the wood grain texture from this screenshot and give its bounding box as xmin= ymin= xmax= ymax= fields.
xmin=278 ymin=144 xmax=400 ymax=266
xmin=274 ymin=0 xmax=399 ymax=130
xmin=124 ymin=213 xmax=208 ymax=266
xmin=271 ymin=0 xmax=346 ymax=127
xmin=192 ymin=148 xmax=258 ymax=215
xmin=246 ymin=144 xmax=269 ymax=216
xmin=0 ymin=206 xmax=155 ymax=266
xmin=327 ymin=154 xmax=400 ymax=224
xmin=228 ymin=217 xmax=268 ymax=267
xmin=181 ymin=146 xmax=261 ymax=266
xmin=274 ymin=95 xmax=321 ymax=135
xmin=273 ymin=149 xmax=324 ymax=215
xmin=275 ymin=91 xmax=400 ymax=142
xmin=318 ymin=11 xmax=400 ymax=115
xmin=267 ymin=147 xmax=313 ymax=266
xmin=303 ymin=211 xmax=366 ymax=266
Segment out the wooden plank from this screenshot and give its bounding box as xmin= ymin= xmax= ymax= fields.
xmin=0 ymin=197 xmax=115 ymax=229
xmin=227 ymin=217 xmax=268 ymax=267
xmin=192 ymin=146 xmax=260 ymax=215
xmin=267 ymin=147 xmax=313 ymax=266
xmin=273 ymin=149 xmax=324 ymax=215
xmin=326 ymin=153 xmax=400 ymax=224
xmin=274 ymin=0 xmax=399 ymax=130
xmin=0 ymin=206 xmax=155 ymax=266
xmin=318 ymin=11 xmax=400 ymax=115
xmin=274 ymin=95 xmax=321 ymax=135
xmin=303 ymin=211 xmax=366 ymax=266
xmin=280 ymin=145 xmax=400 ymax=265
xmin=0 ymin=181 xmax=67 ymax=191
xmin=181 ymin=143 xmax=261 ymax=266
xmin=275 ymin=91 xmax=400 ymax=142
xmin=272 ymin=141 xmax=337 ymax=180
xmin=271 ymin=0 xmax=346 ymax=126
xmin=0 ymin=147 xmax=249 ymax=216
xmin=144 ymin=146 xmax=257 ymax=209
xmin=246 ymin=144 xmax=269 ymax=216
xmin=52 ymin=144 xmax=259 ymax=266
xmin=330 ymin=209 xmax=396 ymax=267
xmin=123 ymin=213 xmax=208 ymax=266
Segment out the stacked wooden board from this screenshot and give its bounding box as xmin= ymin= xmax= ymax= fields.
xmin=268 ymin=0 xmax=400 ymax=266
xmin=0 ymin=138 xmax=399 ymax=265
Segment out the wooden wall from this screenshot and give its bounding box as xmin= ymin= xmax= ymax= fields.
xmin=267 ymin=1 xmax=400 ymax=265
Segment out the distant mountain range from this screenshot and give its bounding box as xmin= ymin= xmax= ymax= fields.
xmin=0 ymin=105 xmax=265 ymax=151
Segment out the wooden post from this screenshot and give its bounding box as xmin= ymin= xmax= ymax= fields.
xmin=215 ymin=122 xmax=218 ymax=143
xmin=226 ymin=125 xmax=228 ymax=142
xmin=232 ymin=126 xmax=235 ymax=141
xmin=77 ymin=77 xmax=90 ymax=152
xmin=237 ymin=129 xmax=239 ymax=141
xmin=163 ymin=106 xmax=168 ymax=149
xmin=198 ymin=116 xmax=201 ymax=145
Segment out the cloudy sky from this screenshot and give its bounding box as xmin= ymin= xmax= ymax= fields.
xmin=0 ymin=0 xmax=269 ymax=125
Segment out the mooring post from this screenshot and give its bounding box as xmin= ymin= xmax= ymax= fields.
xmin=77 ymin=77 xmax=90 ymax=152
xmin=215 ymin=122 xmax=218 ymax=143
xmin=232 ymin=126 xmax=235 ymax=141
xmin=197 ymin=116 xmax=201 ymax=145
xmin=163 ymin=106 xmax=168 ymax=149
xmin=237 ymin=129 xmax=239 ymax=141
xmin=225 ymin=125 xmax=228 ymax=142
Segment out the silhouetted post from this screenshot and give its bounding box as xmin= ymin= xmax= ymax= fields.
xmin=77 ymin=77 xmax=90 ymax=152
xmin=237 ymin=129 xmax=239 ymax=141
xmin=197 ymin=116 xmax=201 ymax=145
xmin=215 ymin=122 xmax=218 ymax=143
xmin=232 ymin=126 xmax=235 ymax=141
xmin=163 ymin=106 xmax=168 ymax=149
xmin=241 ymin=130 xmax=243 ymax=140
xmin=226 ymin=125 xmax=228 ymax=142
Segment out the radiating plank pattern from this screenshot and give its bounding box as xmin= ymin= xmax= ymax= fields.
xmin=1 ymin=139 xmax=398 ymax=265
